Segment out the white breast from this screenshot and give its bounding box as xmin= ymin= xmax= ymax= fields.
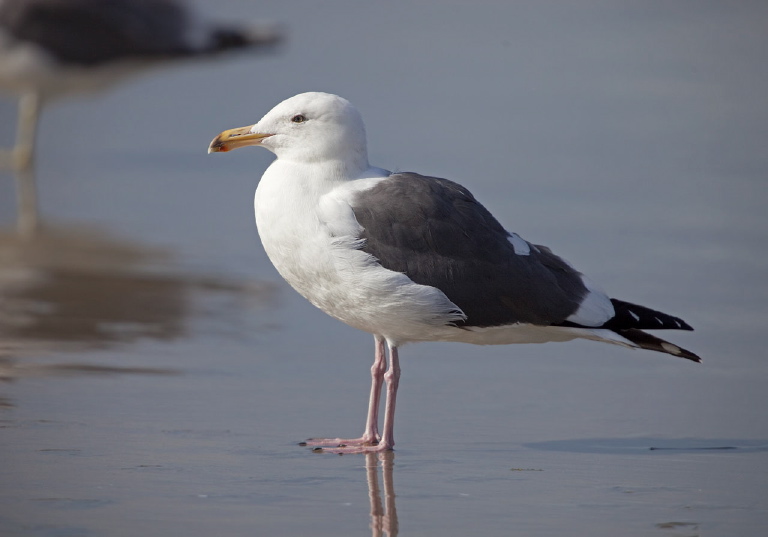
xmin=254 ymin=162 xmax=465 ymax=344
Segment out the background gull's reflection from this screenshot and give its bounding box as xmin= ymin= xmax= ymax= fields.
xmin=11 ymin=167 xmax=36 ymax=235
xmin=0 ymin=220 xmax=274 ymax=385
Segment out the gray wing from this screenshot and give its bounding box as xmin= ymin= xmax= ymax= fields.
xmin=350 ymin=172 xmax=590 ymax=328
xmin=0 ymin=0 xmax=190 ymax=65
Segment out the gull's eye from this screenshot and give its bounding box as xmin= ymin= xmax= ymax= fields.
xmin=291 ymin=114 xmax=307 ymax=123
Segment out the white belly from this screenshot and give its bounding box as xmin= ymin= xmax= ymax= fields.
xmin=253 ymin=164 xmax=465 ymax=344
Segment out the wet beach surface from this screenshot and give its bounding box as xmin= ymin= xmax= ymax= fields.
xmin=1 ymin=1 xmax=767 ymax=535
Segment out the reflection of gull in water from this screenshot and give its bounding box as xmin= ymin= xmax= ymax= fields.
xmin=0 ymin=0 xmax=282 ymax=170
xmin=0 ymin=223 xmax=274 ymax=385
xmin=0 ymin=359 xmax=178 ymax=382
xmin=9 ymin=167 xmax=36 ymax=235
xmin=0 ymin=225 xmax=183 ymax=348
xmin=365 ymin=452 xmax=398 ymax=537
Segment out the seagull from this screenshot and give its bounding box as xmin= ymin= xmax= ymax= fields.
xmin=0 ymin=0 xmax=282 ymax=170
xmin=208 ymin=92 xmax=700 ymax=454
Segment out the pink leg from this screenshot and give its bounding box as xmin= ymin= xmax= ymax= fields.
xmin=305 ymin=339 xmax=401 ymax=454
xmin=377 ymin=343 xmax=400 ymax=450
xmin=361 ymin=335 xmax=387 ymax=443
xmin=301 ymin=335 xmax=386 ymax=449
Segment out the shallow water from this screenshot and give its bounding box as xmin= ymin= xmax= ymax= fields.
xmin=1 ymin=1 xmax=767 ymax=535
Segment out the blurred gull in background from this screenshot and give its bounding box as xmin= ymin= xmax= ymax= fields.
xmin=0 ymin=0 xmax=282 ymax=171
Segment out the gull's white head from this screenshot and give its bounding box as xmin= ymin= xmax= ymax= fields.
xmin=209 ymin=92 xmax=369 ymax=168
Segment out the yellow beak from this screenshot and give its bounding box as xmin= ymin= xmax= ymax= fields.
xmin=208 ymin=125 xmax=273 ymax=153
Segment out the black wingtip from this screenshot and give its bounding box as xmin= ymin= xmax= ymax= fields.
xmin=606 ymin=299 xmax=695 ymax=332
xmin=615 ymin=328 xmax=701 ymax=363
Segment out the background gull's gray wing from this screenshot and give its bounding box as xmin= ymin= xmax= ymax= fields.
xmin=0 ymin=0 xmax=281 ymax=67
xmin=0 ymin=0 xmax=190 ymax=65
xmin=350 ymin=172 xmax=592 ymax=328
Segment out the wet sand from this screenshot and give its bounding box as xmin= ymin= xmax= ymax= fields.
xmin=1 ymin=1 xmax=767 ymax=535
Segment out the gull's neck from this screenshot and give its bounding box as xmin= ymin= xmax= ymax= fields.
xmin=267 ymin=152 xmax=379 ymax=192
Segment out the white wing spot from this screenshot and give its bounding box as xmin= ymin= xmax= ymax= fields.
xmin=655 ymin=317 xmax=663 ymax=325
xmin=661 ymin=342 xmax=682 ymax=355
xmin=674 ymin=320 xmax=681 ymax=328
xmin=507 ymin=233 xmax=530 ymax=256
xmin=628 ymin=310 xmax=640 ymax=321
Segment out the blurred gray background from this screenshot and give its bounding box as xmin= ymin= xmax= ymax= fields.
xmin=1 ymin=1 xmax=767 ymax=536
